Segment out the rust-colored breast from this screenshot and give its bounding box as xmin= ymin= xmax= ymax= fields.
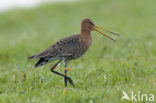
xmin=79 ymin=34 xmax=92 ymax=56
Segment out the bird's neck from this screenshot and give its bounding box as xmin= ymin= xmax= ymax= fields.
xmin=80 ymin=31 xmax=92 ymax=40
xmin=80 ymin=31 xmax=92 ymax=52
xmin=80 ymin=31 xmax=92 ymax=48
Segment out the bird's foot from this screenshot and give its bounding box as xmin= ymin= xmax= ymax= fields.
xmin=66 ymin=76 xmax=75 ymax=87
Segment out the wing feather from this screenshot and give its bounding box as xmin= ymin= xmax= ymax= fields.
xmin=28 ymin=34 xmax=81 ymax=59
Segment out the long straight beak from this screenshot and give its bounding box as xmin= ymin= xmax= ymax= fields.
xmin=93 ymin=25 xmax=119 ymax=42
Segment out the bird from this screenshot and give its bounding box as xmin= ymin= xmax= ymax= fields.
xmin=28 ymin=18 xmax=119 ymax=93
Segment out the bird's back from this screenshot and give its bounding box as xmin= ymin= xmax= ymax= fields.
xmin=28 ymin=34 xmax=90 ymax=67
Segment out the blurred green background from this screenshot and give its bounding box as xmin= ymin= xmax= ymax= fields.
xmin=0 ymin=0 xmax=156 ymax=103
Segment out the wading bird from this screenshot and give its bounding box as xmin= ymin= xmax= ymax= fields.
xmin=28 ymin=18 xmax=119 ymax=93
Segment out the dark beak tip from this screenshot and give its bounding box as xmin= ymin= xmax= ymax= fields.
xmin=112 ymin=32 xmax=120 ymax=36
xmin=117 ymin=33 xmax=120 ymax=36
xmin=117 ymin=34 xmax=120 ymax=36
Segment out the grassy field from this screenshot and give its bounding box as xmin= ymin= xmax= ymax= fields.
xmin=0 ymin=0 xmax=156 ymax=103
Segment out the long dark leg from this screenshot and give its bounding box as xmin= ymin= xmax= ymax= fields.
xmin=64 ymin=62 xmax=75 ymax=87
xmin=64 ymin=67 xmax=68 ymax=87
xmin=64 ymin=65 xmax=75 ymax=87
xmin=51 ymin=60 xmax=74 ymax=87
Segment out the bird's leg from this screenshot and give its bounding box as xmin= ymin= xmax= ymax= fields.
xmin=51 ymin=60 xmax=62 ymax=70
xmin=50 ymin=60 xmax=74 ymax=87
xmin=64 ymin=66 xmax=74 ymax=87
xmin=63 ymin=64 xmax=74 ymax=94
xmin=64 ymin=62 xmax=75 ymax=87
xmin=63 ymin=66 xmax=68 ymax=94
xmin=64 ymin=68 xmax=68 ymax=87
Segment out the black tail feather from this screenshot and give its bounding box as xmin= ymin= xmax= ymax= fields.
xmin=28 ymin=55 xmax=35 ymax=59
xmin=33 ymin=57 xmax=56 ymax=68
xmin=35 ymin=58 xmax=45 ymax=68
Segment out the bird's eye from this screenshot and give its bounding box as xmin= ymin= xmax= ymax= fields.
xmin=88 ymin=21 xmax=94 ymax=26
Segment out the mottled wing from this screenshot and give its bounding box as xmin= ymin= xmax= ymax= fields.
xmin=55 ymin=34 xmax=82 ymax=58
xmin=28 ymin=34 xmax=81 ymax=59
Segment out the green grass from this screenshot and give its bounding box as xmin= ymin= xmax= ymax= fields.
xmin=0 ymin=0 xmax=156 ymax=103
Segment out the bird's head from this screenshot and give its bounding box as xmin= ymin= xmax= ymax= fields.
xmin=81 ymin=18 xmax=120 ymax=42
xmin=81 ymin=18 xmax=95 ymax=32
